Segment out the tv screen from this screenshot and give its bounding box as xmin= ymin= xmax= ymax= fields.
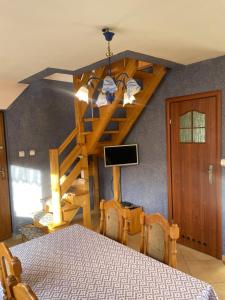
xmin=104 ymin=144 xmax=138 ymax=167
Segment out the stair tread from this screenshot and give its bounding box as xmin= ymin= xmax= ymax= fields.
xmin=98 ymin=141 xmax=114 ymax=146
xmin=62 ymin=203 xmax=80 ymax=212
xmin=91 ymin=103 xmax=137 ymax=108
xmin=33 ymin=211 xmax=54 ymax=227
xmin=82 ymin=130 xmax=119 ymax=135
xmin=72 ymin=178 xmax=86 ymax=186
xmin=84 ymin=118 xmax=99 ymax=122
xmin=117 ymin=104 xmax=136 ymax=108
xmin=111 ymin=118 xmax=127 ymax=122
xmin=67 ymin=189 xmax=89 ymax=196
xmin=84 ymin=117 xmax=127 ymax=122
xmin=134 ymin=70 xmax=153 ymax=81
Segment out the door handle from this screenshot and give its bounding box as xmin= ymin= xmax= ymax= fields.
xmin=208 ymin=165 xmax=213 ymax=185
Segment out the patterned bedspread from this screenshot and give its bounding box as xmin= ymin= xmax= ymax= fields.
xmin=0 ymin=225 xmax=218 ymax=299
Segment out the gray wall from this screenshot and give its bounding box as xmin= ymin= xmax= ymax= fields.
xmin=99 ymin=55 xmax=225 ymax=253
xmin=5 ymin=79 xmax=75 ymax=230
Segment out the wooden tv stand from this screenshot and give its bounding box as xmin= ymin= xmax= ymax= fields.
xmin=112 ymin=166 xmax=142 ymax=235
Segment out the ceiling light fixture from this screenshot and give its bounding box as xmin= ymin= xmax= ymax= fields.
xmin=75 ymin=28 xmax=141 ymax=107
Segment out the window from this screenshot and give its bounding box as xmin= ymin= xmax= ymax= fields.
xmin=180 ymin=111 xmax=205 ymax=143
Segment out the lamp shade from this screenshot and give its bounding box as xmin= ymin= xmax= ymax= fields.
xmin=102 ymin=76 xmax=118 ymax=94
xmin=96 ymin=92 xmax=108 ymax=107
xmin=75 ymin=86 xmax=89 ymax=103
xmin=126 ymin=79 xmax=141 ymax=98
xmin=123 ymin=92 xmax=135 ymax=106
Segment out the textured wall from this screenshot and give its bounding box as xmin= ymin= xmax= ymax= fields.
xmin=4 ymin=79 xmax=75 ymax=230
xmin=99 ymin=55 xmax=225 ymax=253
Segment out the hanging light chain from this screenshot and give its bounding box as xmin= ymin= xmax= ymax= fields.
xmin=106 ymin=40 xmax=113 ymax=76
xmin=106 ymin=41 xmax=113 ymax=58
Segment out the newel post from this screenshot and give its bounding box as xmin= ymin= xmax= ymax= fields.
xmin=49 ymin=149 xmax=62 ymax=225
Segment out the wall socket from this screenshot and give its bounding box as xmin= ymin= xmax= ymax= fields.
xmin=18 ymin=151 xmax=25 ymax=158
xmin=29 ymin=150 xmax=36 ymax=156
xmin=221 ymin=159 xmax=225 ymax=166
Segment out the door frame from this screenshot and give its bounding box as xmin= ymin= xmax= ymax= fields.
xmin=0 ymin=110 xmax=12 ymax=240
xmin=166 ymin=90 xmax=222 ymax=259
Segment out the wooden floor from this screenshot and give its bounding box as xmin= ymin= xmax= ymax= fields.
xmin=4 ymin=213 xmax=225 ymax=300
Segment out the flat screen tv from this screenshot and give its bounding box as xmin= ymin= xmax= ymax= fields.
xmin=104 ymin=144 xmax=138 ymax=167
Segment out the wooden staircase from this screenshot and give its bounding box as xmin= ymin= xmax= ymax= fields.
xmin=34 ymin=58 xmax=166 ymax=231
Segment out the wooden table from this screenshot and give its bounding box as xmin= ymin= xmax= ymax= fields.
xmin=0 ymin=225 xmax=218 ymax=300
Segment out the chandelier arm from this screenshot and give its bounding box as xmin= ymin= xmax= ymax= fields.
xmin=115 ymin=79 xmax=126 ymax=89
xmin=115 ymin=72 xmax=130 ymax=81
xmin=86 ymin=76 xmax=102 ymax=86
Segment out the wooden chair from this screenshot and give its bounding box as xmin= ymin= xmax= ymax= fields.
xmin=7 ymin=276 xmax=38 ymax=300
xmin=140 ymin=212 xmax=179 ymax=268
xmin=13 ymin=282 xmax=38 ymax=300
xmin=0 ymin=242 xmax=22 ymax=299
xmin=100 ymin=200 xmax=129 ymax=245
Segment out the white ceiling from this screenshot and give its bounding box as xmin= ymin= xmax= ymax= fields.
xmin=1 ymin=0 xmax=225 ymax=109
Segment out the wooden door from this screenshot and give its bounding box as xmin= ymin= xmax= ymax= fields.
xmin=0 ymin=112 xmax=11 ymax=241
xmin=166 ymin=91 xmax=221 ymax=258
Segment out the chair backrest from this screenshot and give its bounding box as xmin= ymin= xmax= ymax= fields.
xmin=3 ymin=274 xmax=38 ymax=300
xmin=140 ymin=213 xmax=179 ymax=268
xmin=100 ymin=200 xmax=129 ymax=245
xmin=0 ymin=242 xmax=22 ymax=299
xmin=13 ymin=281 xmax=38 ymax=300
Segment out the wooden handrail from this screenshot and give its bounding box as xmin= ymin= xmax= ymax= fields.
xmin=61 ymin=160 xmax=82 ymax=195
xmin=58 ymin=128 xmax=78 ymax=155
xmin=59 ymin=144 xmax=81 ymax=177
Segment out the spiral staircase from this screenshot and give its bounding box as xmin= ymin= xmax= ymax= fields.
xmin=33 ymin=58 xmax=166 ymax=231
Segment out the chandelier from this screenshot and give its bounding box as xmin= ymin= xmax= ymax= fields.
xmin=75 ymin=29 xmax=141 ymax=107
